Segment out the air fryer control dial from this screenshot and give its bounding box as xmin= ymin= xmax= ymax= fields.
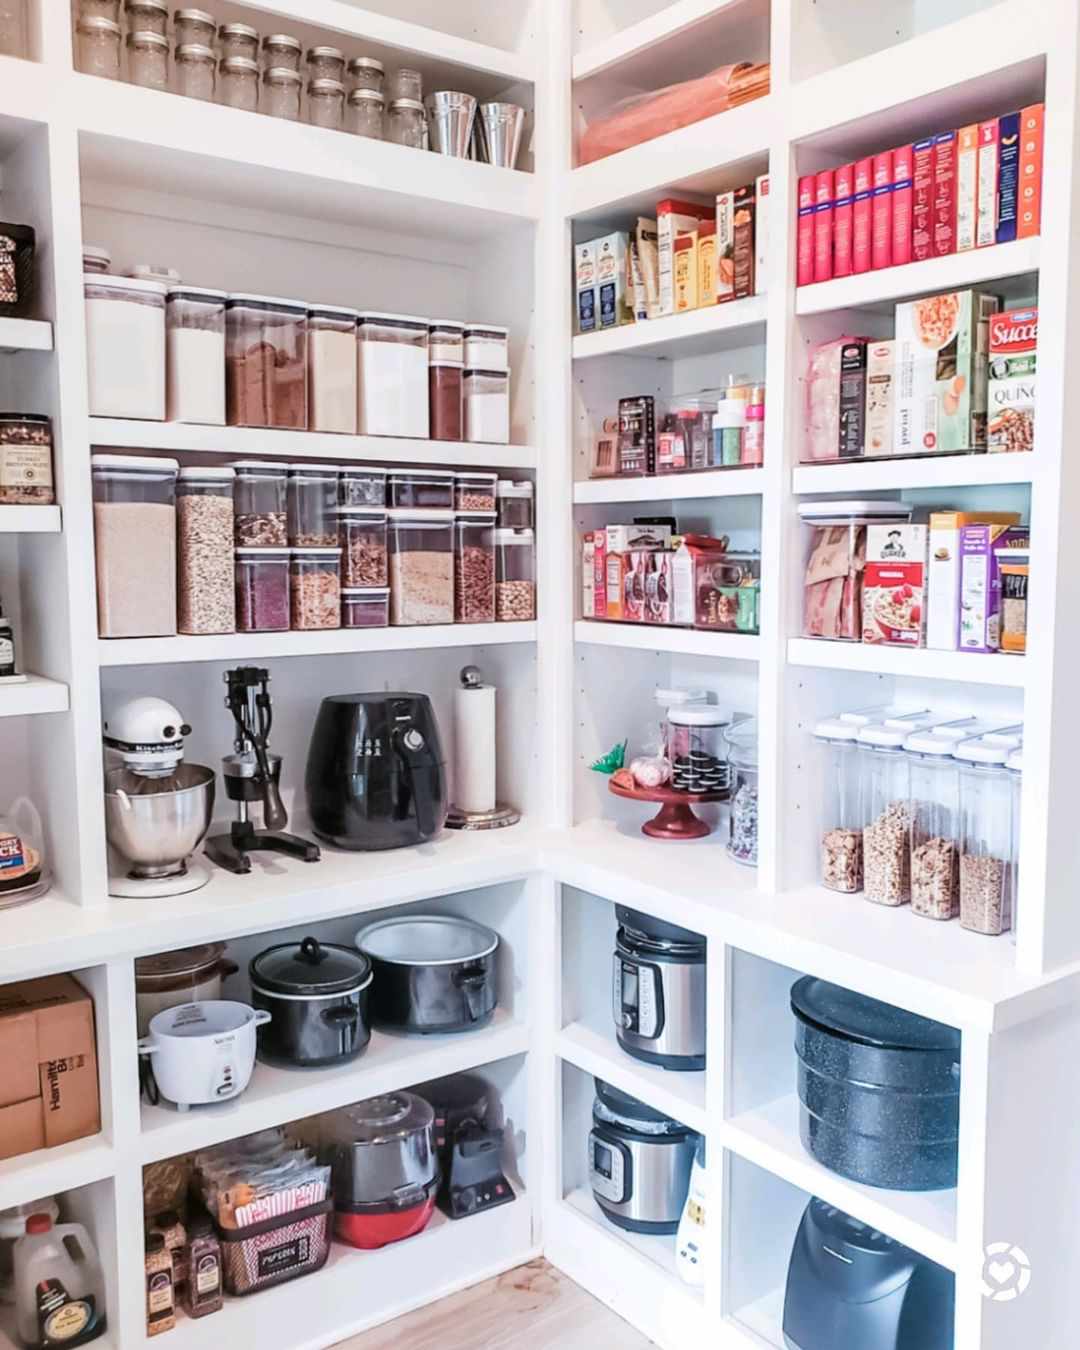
xmin=403 ymin=729 xmax=425 ymax=751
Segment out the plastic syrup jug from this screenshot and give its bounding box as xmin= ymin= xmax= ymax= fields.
xmin=14 ymin=1214 xmax=106 ymax=1348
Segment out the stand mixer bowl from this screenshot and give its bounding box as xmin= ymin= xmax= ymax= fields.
xmin=105 ymin=763 xmax=216 ymax=878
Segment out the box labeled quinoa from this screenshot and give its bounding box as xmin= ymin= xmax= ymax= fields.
xmin=862 ymin=524 xmax=928 ymax=646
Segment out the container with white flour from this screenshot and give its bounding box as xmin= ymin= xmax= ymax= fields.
xmin=357 ymin=312 xmax=429 ymax=438
xmin=166 ymin=286 xmax=226 ymax=425
xmin=85 ymin=274 xmax=166 ymax=420
xmin=308 ymin=306 xmax=358 ymax=434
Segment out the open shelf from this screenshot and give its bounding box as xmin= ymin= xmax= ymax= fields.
xmin=0 ymin=674 xmax=70 ymax=717
xmin=573 ymin=0 xmax=767 ymax=84
xmin=787 ymin=638 xmax=1026 ymax=688
xmin=572 ymin=294 xmax=767 ymax=360
xmin=0 ymin=316 xmax=52 ymax=352
xmin=793 ymin=453 xmax=1037 ymax=494
xmin=0 ymin=505 xmax=61 ymax=532
xmin=576 ymin=468 xmax=764 ymax=504
xmin=576 ymin=621 xmax=760 ymax=661
xmin=562 ymin=1186 xmax=699 ymax=1299
xmin=0 ymin=1134 xmax=114 ymax=1212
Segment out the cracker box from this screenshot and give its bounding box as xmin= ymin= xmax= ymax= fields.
xmin=673 ymin=232 xmax=698 ymax=312
xmin=717 ymin=190 xmax=736 ymax=301
xmin=697 ymin=219 xmax=717 ymax=308
xmin=927 ymin=510 xmax=1021 ymax=650
xmin=862 ymin=524 xmax=928 ymax=647
xmin=893 ymin=289 xmax=999 ymax=455
xmin=959 ymin=524 xmax=1029 ymax=652
xmin=956 ymin=124 xmax=979 ymax=252
xmin=988 ymin=307 xmax=1037 ymax=453
xmin=734 ymin=183 xmax=757 ymax=298
xmin=658 ymin=199 xmax=713 ymax=316
xmin=596 ymin=231 xmax=632 ymax=329
xmin=865 ymin=340 xmax=895 ymax=458
xmin=838 ymin=340 xmax=868 ymax=459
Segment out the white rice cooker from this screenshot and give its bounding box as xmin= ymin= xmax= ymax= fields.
xmin=138 ymin=1001 xmax=268 ymax=1111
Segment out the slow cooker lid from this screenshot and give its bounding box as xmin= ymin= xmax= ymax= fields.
xmin=615 ymin=905 xmax=704 ymax=949
xmin=593 ymin=1078 xmax=688 ymax=1133
xmin=357 ymin=915 xmax=498 ymax=966
xmin=135 ymin=942 xmax=227 ymax=987
xmin=251 ymin=936 xmax=372 ymax=996
xmin=790 ymin=977 xmax=960 ymax=1053
xmin=339 ymin=1091 xmax=434 ymax=1145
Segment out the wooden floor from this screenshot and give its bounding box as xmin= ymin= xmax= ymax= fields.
xmin=337 ymin=1259 xmax=657 ymax=1350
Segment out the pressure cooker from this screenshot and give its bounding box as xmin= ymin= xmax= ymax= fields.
xmin=588 ymin=1078 xmax=696 ymax=1235
xmin=613 ymin=906 xmax=706 ymax=1071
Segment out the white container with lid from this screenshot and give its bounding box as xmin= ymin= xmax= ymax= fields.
xmin=956 ymin=735 xmax=1015 ymax=936
xmin=464 ymin=367 xmax=510 ymax=445
xmin=464 ymin=323 xmax=509 ymax=370
xmin=357 ymin=312 xmax=429 ymax=439
xmin=91 ymin=454 xmax=179 ymax=637
xmin=308 ymin=305 xmax=358 ymax=435
xmin=668 ymin=705 xmax=732 ymax=795
xmin=388 ymin=507 xmax=454 ymax=626
xmin=429 ymin=320 xmax=465 ymax=364
xmin=82 ymin=244 xmax=111 ymax=275
xmin=166 ymin=285 xmax=226 ymax=426
xmin=85 ymin=273 xmax=167 ymax=420
xmin=496 ymin=479 xmax=533 ymax=530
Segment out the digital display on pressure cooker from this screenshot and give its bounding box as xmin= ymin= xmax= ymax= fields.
xmin=621 ymin=964 xmax=638 ymax=1006
xmin=593 ymin=1142 xmax=613 ymax=1179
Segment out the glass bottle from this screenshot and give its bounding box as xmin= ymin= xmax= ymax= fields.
xmin=76 ymin=16 xmax=121 ymax=78
xmin=219 ymin=56 xmax=258 ymax=112
xmin=124 ymin=0 xmax=168 ymax=37
xmin=175 ymin=43 xmax=215 ymax=101
xmin=263 ymin=66 xmax=301 ymax=120
xmin=388 ymin=99 xmax=426 ymax=149
xmin=307 ymin=78 xmax=345 ymax=130
xmin=126 ymin=29 xmax=168 ymax=91
xmin=346 ymin=88 xmax=384 ymax=139
xmin=218 ymin=22 xmax=258 ymax=61
xmin=182 ymin=1216 xmax=223 ymax=1320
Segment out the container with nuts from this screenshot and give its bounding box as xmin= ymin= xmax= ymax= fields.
xmin=454 ymin=512 xmax=495 ymax=623
xmin=290 ymin=547 xmax=341 ymax=630
xmin=177 ymin=467 xmax=236 ymax=635
xmin=454 ymin=471 xmax=497 ymax=513
xmin=494 ymin=527 xmax=535 ymax=621
xmin=336 ymin=508 xmax=388 ymax=588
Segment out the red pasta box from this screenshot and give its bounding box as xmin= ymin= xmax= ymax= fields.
xmin=833 ymin=162 xmax=855 ymax=278
xmin=933 ymin=131 xmax=957 ymax=256
xmin=912 ymin=138 xmax=935 ymax=260
xmin=814 ymin=169 xmax=834 ymax=283
xmin=872 ymin=150 xmax=893 ymax=270
xmin=853 ymin=157 xmax=873 ymax=274
xmin=892 ymin=144 xmax=914 ymax=266
xmin=797 ymin=174 xmax=816 ymax=287
xmin=862 ymin=524 xmax=928 ymax=647
xmin=976 ymin=119 xmax=999 ymax=247
xmin=1018 ymin=102 xmax=1044 ymax=239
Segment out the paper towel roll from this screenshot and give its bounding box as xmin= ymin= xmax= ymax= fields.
xmin=453 ymin=680 xmax=497 ymax=813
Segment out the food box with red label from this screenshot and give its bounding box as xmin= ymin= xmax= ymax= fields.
xmin=988 ymin=307 xmax=1037 ymax=452
xmin=862 ymin=524 xmax=928 ymax=647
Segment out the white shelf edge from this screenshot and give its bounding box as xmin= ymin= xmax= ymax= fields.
xmin=0 ymin=673 xmax=71 ymax=718
xmin=575 ymin=468 xmax=764 ymax=504
xmin=0 ymin=1135 xmax=115 ymax=1212
xmin=786 ymin=637 xmax=1026 ymax=687
xmin=572 ymin=295 xmax=767 ymax=360
xmin=575 ymin=621 xmax=760 ymax=661
xmin=0 ymin=317 xmax=53 ymax=353
xmin=0 ymin=505 xmax=62 ymax=533
xmin=573 ymin=0 xmax=754 ymax=81
xmin=792 ymin=453 xmax=1037 ymax=494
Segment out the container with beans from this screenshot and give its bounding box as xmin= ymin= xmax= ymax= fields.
xmin=235 ymin=547 xmax=290 ymax=632
xmin=454 ymin=512 xmax=495 ymax=623
xmin=339 ymin=465 xmax=386 ymax=508
xmin=287 ymin=464 xmax=338 ymax=547
xmin=290 ymin=547 xmax=341 ymax=630
xmin=0 ymin=415 xmax=54 ymax=505
xmin=454 ymin=471 xmax=497 ymax=513
xmin=336 ymin=508 xmax=388 ymax=588
xmin=494 ymin=528 xmax=535 ymax=621
xmin=233 ymin=461 xmax=287 ymax=547
xmin=495 ymin=479 xmax=533 ymax=530
xmin=388 ymin=508 xmax=453 ymax=626
xmin=177 ymin=467 xmax=236 ymax=635
xmin=261 ymin=33 xmax=301 ymax=72
xmin=342 ymin=587 xmax=389 ymax=629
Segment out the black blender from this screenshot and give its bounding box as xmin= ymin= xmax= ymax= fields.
xmin=204 ymin=667 xmax=320 ymax=875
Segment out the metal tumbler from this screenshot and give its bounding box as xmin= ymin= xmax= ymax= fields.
xmin=477 ymin=101 xmax=526 ymax=168
xmin=426 ymin=90 xmax=477 ymax=157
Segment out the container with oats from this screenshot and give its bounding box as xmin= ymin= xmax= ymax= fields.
xmin=814 ymin=716 xmax=865 ymax=894
xmin=857 ymin=723 xmax=913 ymax=907
xmin=177 ymin=467 xmax=235 ymax=635
xmin=957 ymin=735 xmax=1017 ymax=935
xmin=388 ymin=508 xmax=453 ymax=625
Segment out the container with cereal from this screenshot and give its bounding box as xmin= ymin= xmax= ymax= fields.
xmin=814 ymin=717 xmax=865 ymax=894
xmin=289 ymin=547 xmax=341 ymax=630
xmin=957 ymin=736 xmax=1015 ymax=935
xmin=861 ymin=522 xmax=928 ymax=648
xmin=904 ymin=730 xmax=963 ymax=921
xmin=857 ymin=723 xmax=912 ymax=907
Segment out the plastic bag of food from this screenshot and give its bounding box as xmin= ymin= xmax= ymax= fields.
xmin=803 ymin=337 xmax=871 ymax=462
xmin=630 ymin=755 xmax=672 ymax=790
xmin=579 ymin=62 xmax=770 ymax=166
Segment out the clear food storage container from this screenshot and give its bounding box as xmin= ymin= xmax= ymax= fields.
xmin=177 ymin=467 xmax=236 ymax=635
xmin=388 ymin=98 xmax=426 ymax=149
xmin=307 ymin=78 xmax=345 ymax=130
xmin=290 ymin=547 xmax=341 ymax=630
xmin=342 ymin=587 xmax=390 ymax=629
xmin=799 ymin=500 xmax=913 ymax=641
xmin=337 ymin=508 xmax=388 ymax=588
xmin=455 ymin=472 xmax=497 ymax=513
xmin=125 ymin=0 xmax=167 ymax=37
xmin=655 ymin=687 xmax=709 ymax=761
xmin=905 ymin=730 xmax=966 ymax=921
xmin=219 ymin=56 xmax=259 ymax=111
xmin=858 ymin=724 xmax=912 ymax=907
xmin=495 ymin=479 xmax=533 ymax=530
xmin=668 ymin=706 xmax=732 ymax=796
xmin=357 ymin=314 xmax=429 ymax=439
xmin=82 ymin=244 xmax=111 ymax=275
xmin=166 ymin=286 xmax=225 ymax=425
xmin=76 ymin=16 xmax=120 ymax=78
xmin=226 ymin=295 xmax=308 ymax=429
xmin=429 ymin=363 xmax=463 ymax=441
xmin=1007 ymin=747 xmax=1023 ymax=945
xmin=429 ymin=320 xmax=465 ymax=364
xmin=235 ymin=547 xmax=290 ymax=632
xmin=388 ymin=468 xmax=453 ymax=511
xmin=339 ymin=465 xmax=386 ymax=508
xmin=308 ymin=306 xmax=357 ymax=434
xmin=0 ymin=415 xmax=53 ymax=505
xmin=287 ymin=464 xmax=338 ymax=547
xmin=175 ymin=43 xmax=215 ymax=101
xmin=464 ymin=368 xmax=510 ymax=444
xmin=814 ymin=717 xmax=864 ymax=893
xmin=725 ymin=719 xmax=758 ymax=866
xmin=233 ymin=460 xmax=287 ymax=546
xmin=672 ymin=397 xmax=717 ymax=471
xmin=174 ymin=7 xmax=214 ymax=46
xmin=391 ymin=67 xmax=423 ymax=101
xmin=261 ymin=34 xmax=301 ymax=72
xmin=126 ymin=29 xmax=168 ymax=89
xmin=218 ymin=22 xmax=258 ymax=61
xmin=91 ymin=454 xmax=178 ymax=638
xmin=263 ymin=66 xmax=302 ymax=120
xmin=346 ymin=89 xmax=384 ymax=139
xmin=495 ymin=527 xmax=535 ymax=621
xmin=348 ymin=56 xmax=384 ymax=93
xmin=454 ymin=512 xmax=495 ymax=623
xmin=388 ymin=508 xmax=453 ymax=625
xmin=307 ymin=45 xmax=345 ymax=81
xmin=464 ymin=324 xmax=509 ymax=370
xmin=85 ymin=274 xmax=166 ymax=420
xmin=957 ymin=738 xmax=1014 ymax=936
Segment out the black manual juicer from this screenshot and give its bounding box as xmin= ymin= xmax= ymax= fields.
xmin=204 ymin=666 xmax=320 ymax=875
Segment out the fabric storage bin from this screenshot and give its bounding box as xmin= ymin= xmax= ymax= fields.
xmin=85 ymin=274 xmax=166 ymax=420
xmin=226 ymin=294 xmax=308 ymax=429
xmin=0 ymin=222 xmax=34 ymax=316
xmin=357 ymin=313 xmax=429 ymax=438
xmin=166 ymin=287 xmax=226 ymax=425
xmin=218 ymin=1200 xmax=332 ymax=1296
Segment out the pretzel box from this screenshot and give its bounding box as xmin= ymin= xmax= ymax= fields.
xmin=862 ymin=524 xmax=928 ymax=647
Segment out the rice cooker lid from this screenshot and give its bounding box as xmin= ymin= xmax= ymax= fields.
xmin=339 ymin=1091 xmax=434 ymax=1146
xmin=251 ymin=936 xmax=372 ymax=996
xmin=615 ymin=905 xmax=703 ymax=950
xmin=136 ymin=942 xmax=227 ymax=988
xmin=593 ymin=1078 xmax=689 ymax=1135
xmin=790 ymin=977 xmax=960 ymax=1053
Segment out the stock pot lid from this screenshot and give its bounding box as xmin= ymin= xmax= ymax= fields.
xmin=136 ymin=942 xmax=227 ymax=986
xmin=791 ymin=977 xmax=960 ymax=1053
xmin=356 ymin=915 xmax=498 ymax=966
xmin=251 ymin=936 xmax=372 ymax=996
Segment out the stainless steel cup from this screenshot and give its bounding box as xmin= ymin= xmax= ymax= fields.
xmin=426 ymin=90 xmax=477 ymax=158
xmin=477 ymin=102 xmax=526 ymax=169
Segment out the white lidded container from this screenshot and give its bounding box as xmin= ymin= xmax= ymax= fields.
xmin=815 ymin=716 xmax=865 ymax=894
xmin=91 ymin=453 xmax=178 ymax=637
xmin=464 ymin=322 xmax=509 ymax=369
xmin=1007 ymin=746 xmax=1023 ymax=947
xmin=357 ymin=312 xmax=429 ymax=438
xmin=667 ymin=704 xmax=732 ymax=795
xmin=464 ymin=367 xmax=510 ymax=444
xmin=166 ymin=286 xmax=226 ymax=426
xmin=84 ymin=273 xmax=166 ymax=420
xmin=308 ymin=305 xmax=358 ymax=435
xmin=957 ymin=734 xmax=1016 ymax=936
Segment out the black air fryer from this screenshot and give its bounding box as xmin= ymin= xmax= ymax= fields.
xmin=305 ymin=693 xmax=448 ymax=850
xmin=783 ymin=1199 xmax=954 ymax=1350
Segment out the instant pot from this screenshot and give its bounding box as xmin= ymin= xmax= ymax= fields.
xmin=613 ymin=906 xmax=706 ymax=1071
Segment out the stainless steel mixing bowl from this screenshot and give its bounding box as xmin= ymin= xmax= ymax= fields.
xmin=104 ymin=763 xmax=216 ymax=878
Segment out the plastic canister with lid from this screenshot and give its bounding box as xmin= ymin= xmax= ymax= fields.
xmin=388 ymin=508 xmax=454 ymax=625
xmin=166 ymin=286 xmax=225 ymax=425
xmin=232 ymin=460 xmax=287 ymax=546
xmin=290 ymin=546 xmax=342 ymax=630
xmin=357 ymin=313 xmax=429 ymax=438
xmin=308 ymin=306 xmax=358 ymax=434
xmin=464 ymin=324 xmax=509 ymax=369
xmin=464 ymin=368 xmax=510 ymax=444
xmin=814 ymin=717 xmax=865 ymax=893
xmin=287 ymin=463 xmax=339 ymax=547
xmin=668 ymin=705 xmax=732 ymax=795
xmin=494 ymin=527 xmax=535 ymax=621
xmin=495 ymin=479 xmax=533 ymax=530
xmin=235 ymin=547 xmax=290 ymax=632
xmin=957 ymin=735 xmax=1015 ymax=936
xmin=1007 ymin=747 xmax=1023 ymax=946
xmin=91 ymin=454 xmax=178 ymax=637
xmin=712 ymin=398 xmax=746 ymax=468
xmin=177 ymin=466 xmax=235 ymax=635
xmin=226 ymin=294 xmax=308 ymax=429
xmin=85 ymin=273 xmax=167 ymax=420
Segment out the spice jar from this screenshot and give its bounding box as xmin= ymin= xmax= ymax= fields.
xmin=307 ymin=78 xmax=345 ymax=130
xmin=348 ymin=55 xmax=384 ymax=93
xmin=339 ymin=465 xmax=386 ymax=508
xmin=173 ymin=7 xmax=214 ymax=46
xmin=263 ymin=66 xmax=302 ymax=120
xmin=857 ymin=724 xmax=913 ymax=907
xmin=1007 ymin=747 xmax=1023 ymax=945
xmin=455 ymin=472 xmax=497 ymax=513
xmin=166 ymin=286 xmax=225 ymax=425
xmin=306 ymin=45 xmax=345 ymax=81
xmin=455 ymin=512 xmax=495 ymax=622
xmin=495 ymin=528 xmax=535 ymax=621
xmin=464 ymin=368 xmax=510 ymax=444
xmin=495 ymin=479 xmax=533 ymax=530
xmin=226 ymin=294 xmax=308 ymax=429
xmin=815 ymin=717 xmax=864 ymax=893
xmin=668 ymin=706 xmax=732 ymax=796
xmin=218 ymin=22 xmax=258 ymax=61
xmin=85 ymin=274 xmax=167 ymax=420
xmin=346 ymin=88 xmax=384 ymax=139
xmin=126 ymin=29 xmax=168 ymax=89
xmin=233 ymin=460 xmax=287 ymax=546
xmin=150 ymin=1210 xmax=187 ymax=1290
xmin=357 ymin=313 xmax=430 ymax=438
xmin=725 ymin=719 xmax=759 ymax=866
xmin=92 ymin=454 xmax=178 ymax=637
xmin=261 ymin=32 xmax=301 ymax=72
xmin=175 ymin=43 xmax=215 ymax=101
xmin=957 ymin=737 xmax=1014 ymax=936
xmin=235 ymin=547 xmax=290 ymax=631
xmin=287 ymin=463 xmax=338 ymax=547
xmin=145 ymin=1233 xmax=174 ymax=1339
xmin=388 ymin=508 xmax=454 ymax=625
xmin=391 ymin=68 xmax=423 ymax=102
xmin=388 ymin=468 xmax=453 ymax=510
xmin=429 ymin=363 xmax=463 ymax=441
xmin=464 ymin=324 xmax=509 ymax=370
xmin=125 ymin=0 xmax=167 ymax=36
xmin=308 ymin=306 xmax=357 ymax=433
xmin=336 ymin=508 xmax=388 ymax=588
xmin=388 ymin=98 xmax=427 ymax=149
xmin=290 ymin=547 xmax=341 ymax=630
xmin=342 ymin=587 xmax=389 ymax=629
xmin=0 ymin=415 xmax=53 ymax=505
xmin=76 ymin=16 xmax=121 ymax=79
xmin=177 ymin=467 xmax=236 ymax=635
xmin=182 ymin=1215 xmax=223 ymax=1319
xmin=219 ymin=55 xmax=259 ymax=111
xmin=81 ymin=0 xmax=119 ymax=19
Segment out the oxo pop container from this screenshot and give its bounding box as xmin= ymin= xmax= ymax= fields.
xmin=233 ymin=461 xmax=287 ymax=547
xmin=494 ymin=528 xmax=535 ymax=621
xmin=725 ymin=719 xmax=759 ymax=867
xmin=357 ymin=313 xmax=429 ymax=439
xmin=957 ymin=736 xmax=1015 ymax=936
xmin=799 ymin=500 xmax=913 ymax=641
xmin=388 ymin=509 xmax=454 ymax=625
xmin=814 ymin=717 xmax=864 ymax=894
xmin=166 ymin=286 xmax=226 ymax=425
xmin=287 ymin=464 xmax=339 ymax=548
xmin=92 ymin=454 xmax=178 ymax=638
xmin=226 ymin=295 xmax=308 ymax=429
xmin=388 ymin=468 xmax=453 ymax=511
xmin=308 ymin=306 xmax=358 ymax=435
xmin=85 ymin=274 xmax=167 ymax=420
xmin=342 ymin=587 xmax=390 ymax=629
xmin=340 ymin=466 xmax=387 ymax=508
xmin=235 ymin=548 xmax=290 ymax=633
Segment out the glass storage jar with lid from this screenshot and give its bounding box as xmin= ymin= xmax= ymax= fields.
xmin=218 ymin=22 xmax=258 ymax=61
xmin=391 ymin=67 xmax=423 ymax=102
xmin=306 ymin=45 xmax=345 ymax=81
xmin=454 ymin=512 xmax=495 ymax=622
xmin=235 ymin=547 xmax=290 ymax=632
xmin=339 ymin=466 xmax=386 ymax=508
xmin=262 ymin=32 xmax=300 ymax=71
xmin=388 ymin=509 xmax=454 ymax=625
xmin=464 ymin=368 xmax=510 ymax=444
xmin=429 ymin=363 xmax=463 ymax=441
xmin=126 ymin=28 xmax=168 ymax=89
xmin=308 ymin=306 xmax=357 ymax=434
xmin=336 ymin=508 xmax=388 ymax=588
xmin=76 ymin=16 xmax=121 ymax=78
xmin=81 ymin=0 xmax=119 ymax=19
xmin=287 ymin=463 xmax=339 ymax=547
xmin=263 ymin=66 xmax=302 ymax=120
xmin=388 ymin=99 xmax=426 ymax=149
xmin=342 ymin=587 xmax=389 ymax=629
xmin=494 ymin=528 xmax=535 ymax=621
xmin=346 ymin=89 xmax=384 ymax=139
xmin=307 ymin=78 xmax=345 ymax=130
xmin=219 ymin=56 xmax=258 ymax=111
xmin=495 ymin=480 xmax=533 ymax=530
xmin=455 ymin=472 xmax=497 ymax=513
xmin=668 ymin=706 xmax=732 ymax=796
xmin=232 ymin=461 xmax=287 ymax=546
xmin=464 ymin=324 xmax=509 ymax=370
xmin=357 ymin=313 xmax=430 ymax=438
xmin=176 ymin=43 xmax=215 ymax=101
xmin=1007 ymin=747 xmax=1023 ymax=945
xmin=125 ymin=0 xmax=167 ymax=35
xmin=225 ymin=294 xmax=308 ymax=429
xmin=348 ymin=56 xmax=384 ymax=93
xmin=814 ymin=717 xmax=865 ymax=894
xmin=957 ymin=736 xmax=1015 ymax=936
xmin=173 ymin=7 xmax=214 ymax=46
xmin=166 ymin=286 xmax=226 ymax=425
xmin=654 ymin=688 xmax=708 ymax=760
xmin=91 ymin=454 xmax=178 ymax=638
xmin=388 ymin=468 xmax=453 ymax=511
xmin=84 ymin=274 xmax=167 ymax=420
xmin=177 ymin=467 xmax=236 ymax=635
xmin=725 ymin=719 xmax=759 ymax=866
xmin=290 ymin=547 xmax=342 ymax=630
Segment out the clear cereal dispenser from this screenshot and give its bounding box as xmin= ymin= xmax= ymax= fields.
xmin=1007 ymin=747 xmax=1023 ymax=945
xmin=814 ymin=716 xmax=865 ymax=894
xmin=903 ymin=729 xmax=963 ymax=921
xmin=957 ymin=737 xmax=1014 ymax=936
xmin=725 ymin=719 xmax=759 ymax=867
xmin=857 ymin=723 xmax=912 ymax=907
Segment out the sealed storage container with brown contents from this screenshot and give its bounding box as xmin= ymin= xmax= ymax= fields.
xmin=341 ymin=586 xmax=389 ymax=628
xmin=0 ymin=415 xmax=53 ymax=504
xmin=454 ymin=512 xmax=495 ymax=622
xmin=235 ymin=547 xmax=290 ymax=632
xmin=226 ymin=294 xmax=308 ymax=429
xmin=495 ymin=527 xmax=535 ymax=621
xmin=92 ymin=454 xmax=178 ymax=638
xmin=495 ymin=479 xmax=533 ymax=530
xmin=429 ymin=362 xmax=463 ymax=440
xmin=336 ymin=508 xmax=388 ymax=588
xmin=388 ymin=508 xmax=453 ymax=625
xmin=287 ymin=463 xmax=338 ymax=547
xmin=454 ymin=471 xmax=497 ymax=513
xmin=290 ymin=547 xmax=341 ymax=630
xmin=177 ymin=467 xmax=235 ymax=635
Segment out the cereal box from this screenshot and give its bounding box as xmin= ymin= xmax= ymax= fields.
xmin=658 ymin=200 xmax=713 ymax=316
xmin=673 ymin=232 xmax=698 ymax=312
xmin=865 ymin=340 xmax=895 ymax=457
xmin=734 ymin=183 xmax=757 ymax=297
xmin=872 ymin=150 xmax=893 ymax=270
xmin=838 ymin=340 xmax=868 ymax=460
xmin=959 ymin=524 xmax=1028 ymax=652
xmin=697 ymin=220 xmax=717 ymax=308
xmin=833 ymin=162 xmax=855 ymax=278
xmin=933 ymin=131 xmax=957 ymax=257
xmin=912 ymin=138 xmax=935 ymax=261
xmin=863 ymin=524 xmax=929 ymax=647
xmin=956 ymin=125 xmax=979 ymax=252
xmin=988 ymin=307 xmax=1037 ymax=452
xmin=1017 ymin=103 xmax=1044 ymax=239
xmin=996 ymin=112 xmax=1020 ymax=244
xmin=853 ymin=157 xmax=873 ymax=273
xmin=892 ymin=145 xmax=914 ymax=266
xmin=927 ymin=510 xmax=1021 ymax=650
xmin=755 ymin=173 xmax=770 ymax=294
xmin=893 ymin=289 xmax=1000 ymax=456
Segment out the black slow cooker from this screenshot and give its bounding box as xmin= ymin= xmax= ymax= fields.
xmin=250 ymin=936 xmax=373 ymax=1067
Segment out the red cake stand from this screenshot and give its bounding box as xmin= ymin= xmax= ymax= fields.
xmin=608 ymin=774 xmax=726 ymax=840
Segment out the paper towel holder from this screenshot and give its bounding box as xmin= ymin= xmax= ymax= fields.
xmin=446 ymin=665 xmax=522 ymax=832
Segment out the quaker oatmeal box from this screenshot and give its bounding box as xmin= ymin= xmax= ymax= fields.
xmin=862 ymin=524 xmax=928 ymax=646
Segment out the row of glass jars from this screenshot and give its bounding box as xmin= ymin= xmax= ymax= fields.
xmin=815 ymin=709 xmax=1024 ymax=936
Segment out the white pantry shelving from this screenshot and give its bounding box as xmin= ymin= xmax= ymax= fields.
xmin=0 ymin=316 xmax=52 ymax=352
xmin=572 ymin=294 xmax=767 ymax=360
xmin=575 ymin=621 xmax=761 ymax=661
xmin=575 ymin=467 xmax=765 ymax=503
xmin=0 ymin=674 xmax=70 ymax=717
xmin=0 ymin=504 xmax=61 ymax=532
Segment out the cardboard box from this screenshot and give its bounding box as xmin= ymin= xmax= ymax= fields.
xmin=658 ymin=199 xmax=713 ymax=316
xmin=813 ymin=169 xmax=833 ymax=284
xmin=716 ymin=190 xmax=736 ymax=302
xmin=0 ymin=975 xmax=100 ymax=1161
xmin=892 ymin=144 xmax=914 ymax=266
xmin=872 ymin=150 xmax=893 ymax=270
xmin=593 ymin=528 xmax=606 ymax=620
xmin=997 ymin=111 xmax=1021 ymax=243
xmin=644 ymin=551 xmax=675 ymax=625
xmin=796 ymin=176 xmax=815 ymax=287
xmin=976 ymin=119 xmax=999 ymax=247
xmin=697 ymin=220 xmax=717 ymax=308
xmin=912 ymin=138 xmax=935 ymax=261
xmin=865 ymin=340 xmax=895 ymax=457
xmin=927 ymin=510 xmax=1021 ymax=650
xmin=988 ymin=307 xmax=1037 ymax=452
xmin=605 ymin=523 xmax=672 ymax=554
xmin=673 ymin=232 xmax=698 ymax=312
xmin=893 ymin=289 xmax=999 ymax=455
xmin=755 ymin=173 xmax=770 ymax=294
xmin=596 ymin=232 xmax=632 ymax=329
xmin=833 ymin=162 xmax=854 ymax=278
xmin=959 ymin=523 xmax=1029 ymax=652
xmin=734 ymin=183 xmax=757 ymax=298
xmin=574 ymin=241 xmax=597 ymax=334
xmin=582 ymin=533 xmax=595 ymax=618
xmin=1018 ymin=103 xmax=1044 ymax=239
xmin=853 ymin=157 xmax=873 ymax=274
xmin=862 ymin=525 xmax=929 ymax=647
xmin=957 ymin=125 xmax=979 ymax=252
xmin=617 ymin=395 xmax=656 ymax=476
xmin=838 ymin=340 xmax=868 ymax=459
xmin=933 ymin=131 xmax=957 ymax=256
